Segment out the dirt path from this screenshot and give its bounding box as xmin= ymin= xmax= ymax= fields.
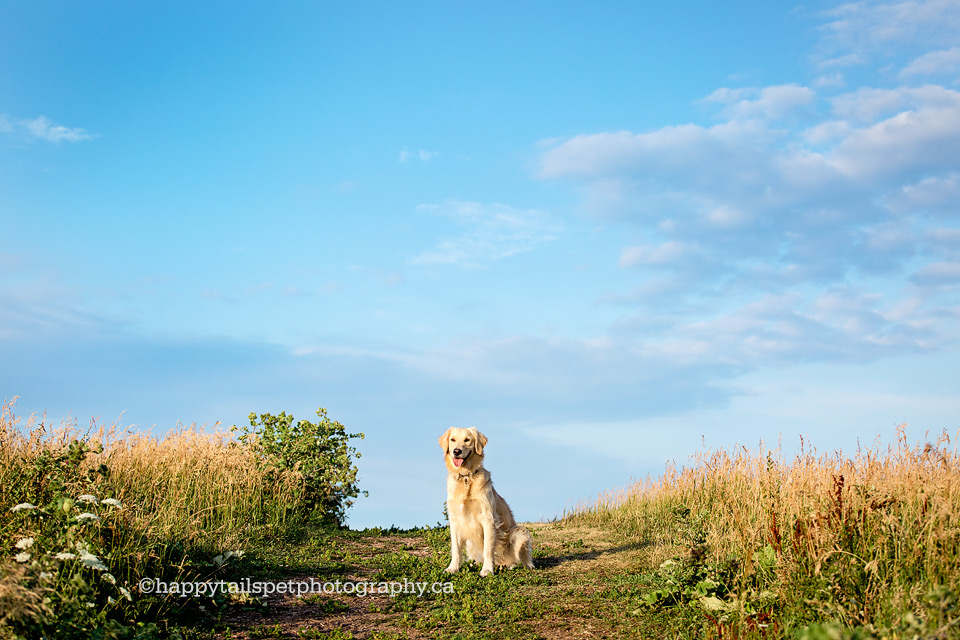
xmin=523 ymin=522 xmax=655 ymax=639
xmin=215 ymin=534 xmax=438 ymax=639
xmin=214 ymin=522 xmax=655 ymax=639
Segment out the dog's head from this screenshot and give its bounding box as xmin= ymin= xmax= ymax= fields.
xmin=438 ymin=426 xmax=487 ymax=474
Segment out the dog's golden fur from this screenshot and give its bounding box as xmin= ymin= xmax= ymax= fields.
xmin=439 ymin=427 xmax=534 ymax=577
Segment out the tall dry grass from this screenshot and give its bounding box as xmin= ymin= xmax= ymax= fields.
xmin=1 ymin=398 xmax=312 ymax=638
xmin=569 ymin=426 xmax=960 ymax=632
xmin=95 ymin=425 xmax=306 ymax=548
xmin=1 ymin=399 xmax=306 ymax=549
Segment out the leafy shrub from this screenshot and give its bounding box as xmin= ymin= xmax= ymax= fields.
xmin=238 ymin=408 xmax=366 ymax=527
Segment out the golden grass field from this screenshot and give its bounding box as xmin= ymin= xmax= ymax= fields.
xmin=1 ymin=400 xmax=306 ymax=550
xmin=567 ymin=426 xmax=960 ymax=634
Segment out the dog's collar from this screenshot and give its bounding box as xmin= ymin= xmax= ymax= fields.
xmin=457 ymin=467 xmax=479 ymax=483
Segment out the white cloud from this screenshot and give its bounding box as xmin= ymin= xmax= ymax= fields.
xmin=831 ymin=102 xmax=960 ymax=181
xmin=818 ymin=53 xmax=864 ymax=68
xmin=830 ymin=87 xmax=907 ymax=122
xmin=816 ymin=0 xmax=960 ymax=69
xmin=814 ymin=72 xmax=847 ymax=88
xmin=1 ymin=114 xmax=95 ymax=144
xmin=22 ymin=116 xmax=94 ymax=143
xmin=411 ymin=200 xmax=561 ymax=267
xmin=701 ymin=84 xmax=816 ymax=121
xmin=833 ymin=85 xmax=960 ymax=118
xmin=398 ymin=148 xmax=439 ymax=163
xmin=911 ymin=261 xmax=960 ymax=285
xmin=706 ymin=204 xmax=752 ymax=228
xmin=928 ymin=227 xmax=960 ymax=248
xmin=618 ymin=241 xmax=694 ymax=268
xmin=894 ymin=172 xmax=960 ymax=212
xmin=628 ymin=286 xmax=947 ymax=367
xmin=804 ymin=120 xmax=852 ymax=144
xmin=901 ymin=46 xmax=960 ymax=76
xmin=537 ymin=3 xmax=960 ymax=368
xmin=539 ymin=83 xmax=960 ymax=221
xmin=539 ymin=120 xmax=778 ymax=185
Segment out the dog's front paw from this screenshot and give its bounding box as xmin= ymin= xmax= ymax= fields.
xmin=445 ymin=564 xmax=459 ymax=574
xmin=479 ymin=565 xmax=493 ymax=577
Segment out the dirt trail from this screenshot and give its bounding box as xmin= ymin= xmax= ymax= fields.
xmin=523 ymin=522 xmax=653 ymax=639
xmin=215 ymin=523 xmax=652 ymax=639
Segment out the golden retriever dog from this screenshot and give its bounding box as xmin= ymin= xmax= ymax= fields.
xmin=439 ymin=427 xmax=534 ymax=577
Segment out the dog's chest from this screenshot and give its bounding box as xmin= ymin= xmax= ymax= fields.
xmin=447 ymin=470 xmax=490 ymax=504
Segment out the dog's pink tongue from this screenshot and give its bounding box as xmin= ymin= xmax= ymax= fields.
xmin=453 ymin=458 xmax=464 ymax=467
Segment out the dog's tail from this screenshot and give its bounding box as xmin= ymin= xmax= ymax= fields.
xmin=508 ymin=525 xmax=535 ymax=570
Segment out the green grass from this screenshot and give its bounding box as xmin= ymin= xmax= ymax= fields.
xmin=366 ymin=531 xmax=552 ymax=639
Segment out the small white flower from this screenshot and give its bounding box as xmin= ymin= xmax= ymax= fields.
xmin=79 ymin=553 xmax=108 ymax=571
xmin=76 ymin=513 xmax=100 ymax=523
xmin=86 ymin=602 xmax=96 ymax=608
xmin=107 ymin=596 xmax=116 ymax=604
xmin=14 ymin=552 xmax=31 ymax=563
xmin=77 ymin=495 xmax=99 ymax=504
xmin=102 ymin=573 xmax=116 ymax=585
xmin=15 ymin=537 xmax=35 ymax=550
xmin=101 ymin=498 xmax=122 ymax=508
xmin=119 ymin=586 xmax=132 ymax=601
xmin=10 ymin=503 xmax=37 ymax=513
xmin=55 ymin=552 xmax=77 ymax=561
xmin=39 ymin=571 xmax=55 ymax=580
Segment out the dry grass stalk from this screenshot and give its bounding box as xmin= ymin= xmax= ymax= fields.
xmin=569 ymin=426 xmax=960 ymax=624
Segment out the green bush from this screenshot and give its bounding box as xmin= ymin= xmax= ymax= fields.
xmin=238 ymin=408 xmax=366 ymax=527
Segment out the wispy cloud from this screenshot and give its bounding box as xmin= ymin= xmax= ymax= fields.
xmin=911 ymin=261 xmax=960 ymax=286
xmin=411 ymin=200 xmax=562 ymax=268
xmin=700 ymin=84 xmax=817 ymax=121
xmin=901 ymin=46 xmax=960 ymax=76
xmin=538 ymin=0 xmax=960 ymax=370
xmin=398 ymin=148 xmax=439 ymax=163
xmin=1 ymin=114 xmax=96 ymax=144
xmin=815 ymin=0 xmax=960 ymax=72
xmin=618 ymin=241 xmax=697 ymax=268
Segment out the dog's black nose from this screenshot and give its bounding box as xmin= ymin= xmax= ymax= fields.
xmin=452 ymin=448 xmax=462 ymax=456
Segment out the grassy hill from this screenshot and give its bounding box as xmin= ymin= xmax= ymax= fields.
xmin=2 ymin=402 xmax=959 ymax=639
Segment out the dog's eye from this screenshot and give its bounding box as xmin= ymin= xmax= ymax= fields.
xmin=464 ymin=438 xmax=471 ymax=443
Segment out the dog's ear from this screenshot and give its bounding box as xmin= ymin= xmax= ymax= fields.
xmin=471 ymin=427 xmax=487 ymax=455
xmin=438 ymin=428 xmax=453 ymax=453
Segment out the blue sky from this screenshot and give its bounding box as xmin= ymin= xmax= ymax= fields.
xmin=2 ymin=1 xmax=959 ymax=528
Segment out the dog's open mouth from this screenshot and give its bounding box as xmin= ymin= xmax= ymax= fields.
xmin=452 ymin=452 xmax=470 ymax=467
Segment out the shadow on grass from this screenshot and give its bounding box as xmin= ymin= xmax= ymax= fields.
xmin=535 ymin=541 xmax=653 ymax=569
